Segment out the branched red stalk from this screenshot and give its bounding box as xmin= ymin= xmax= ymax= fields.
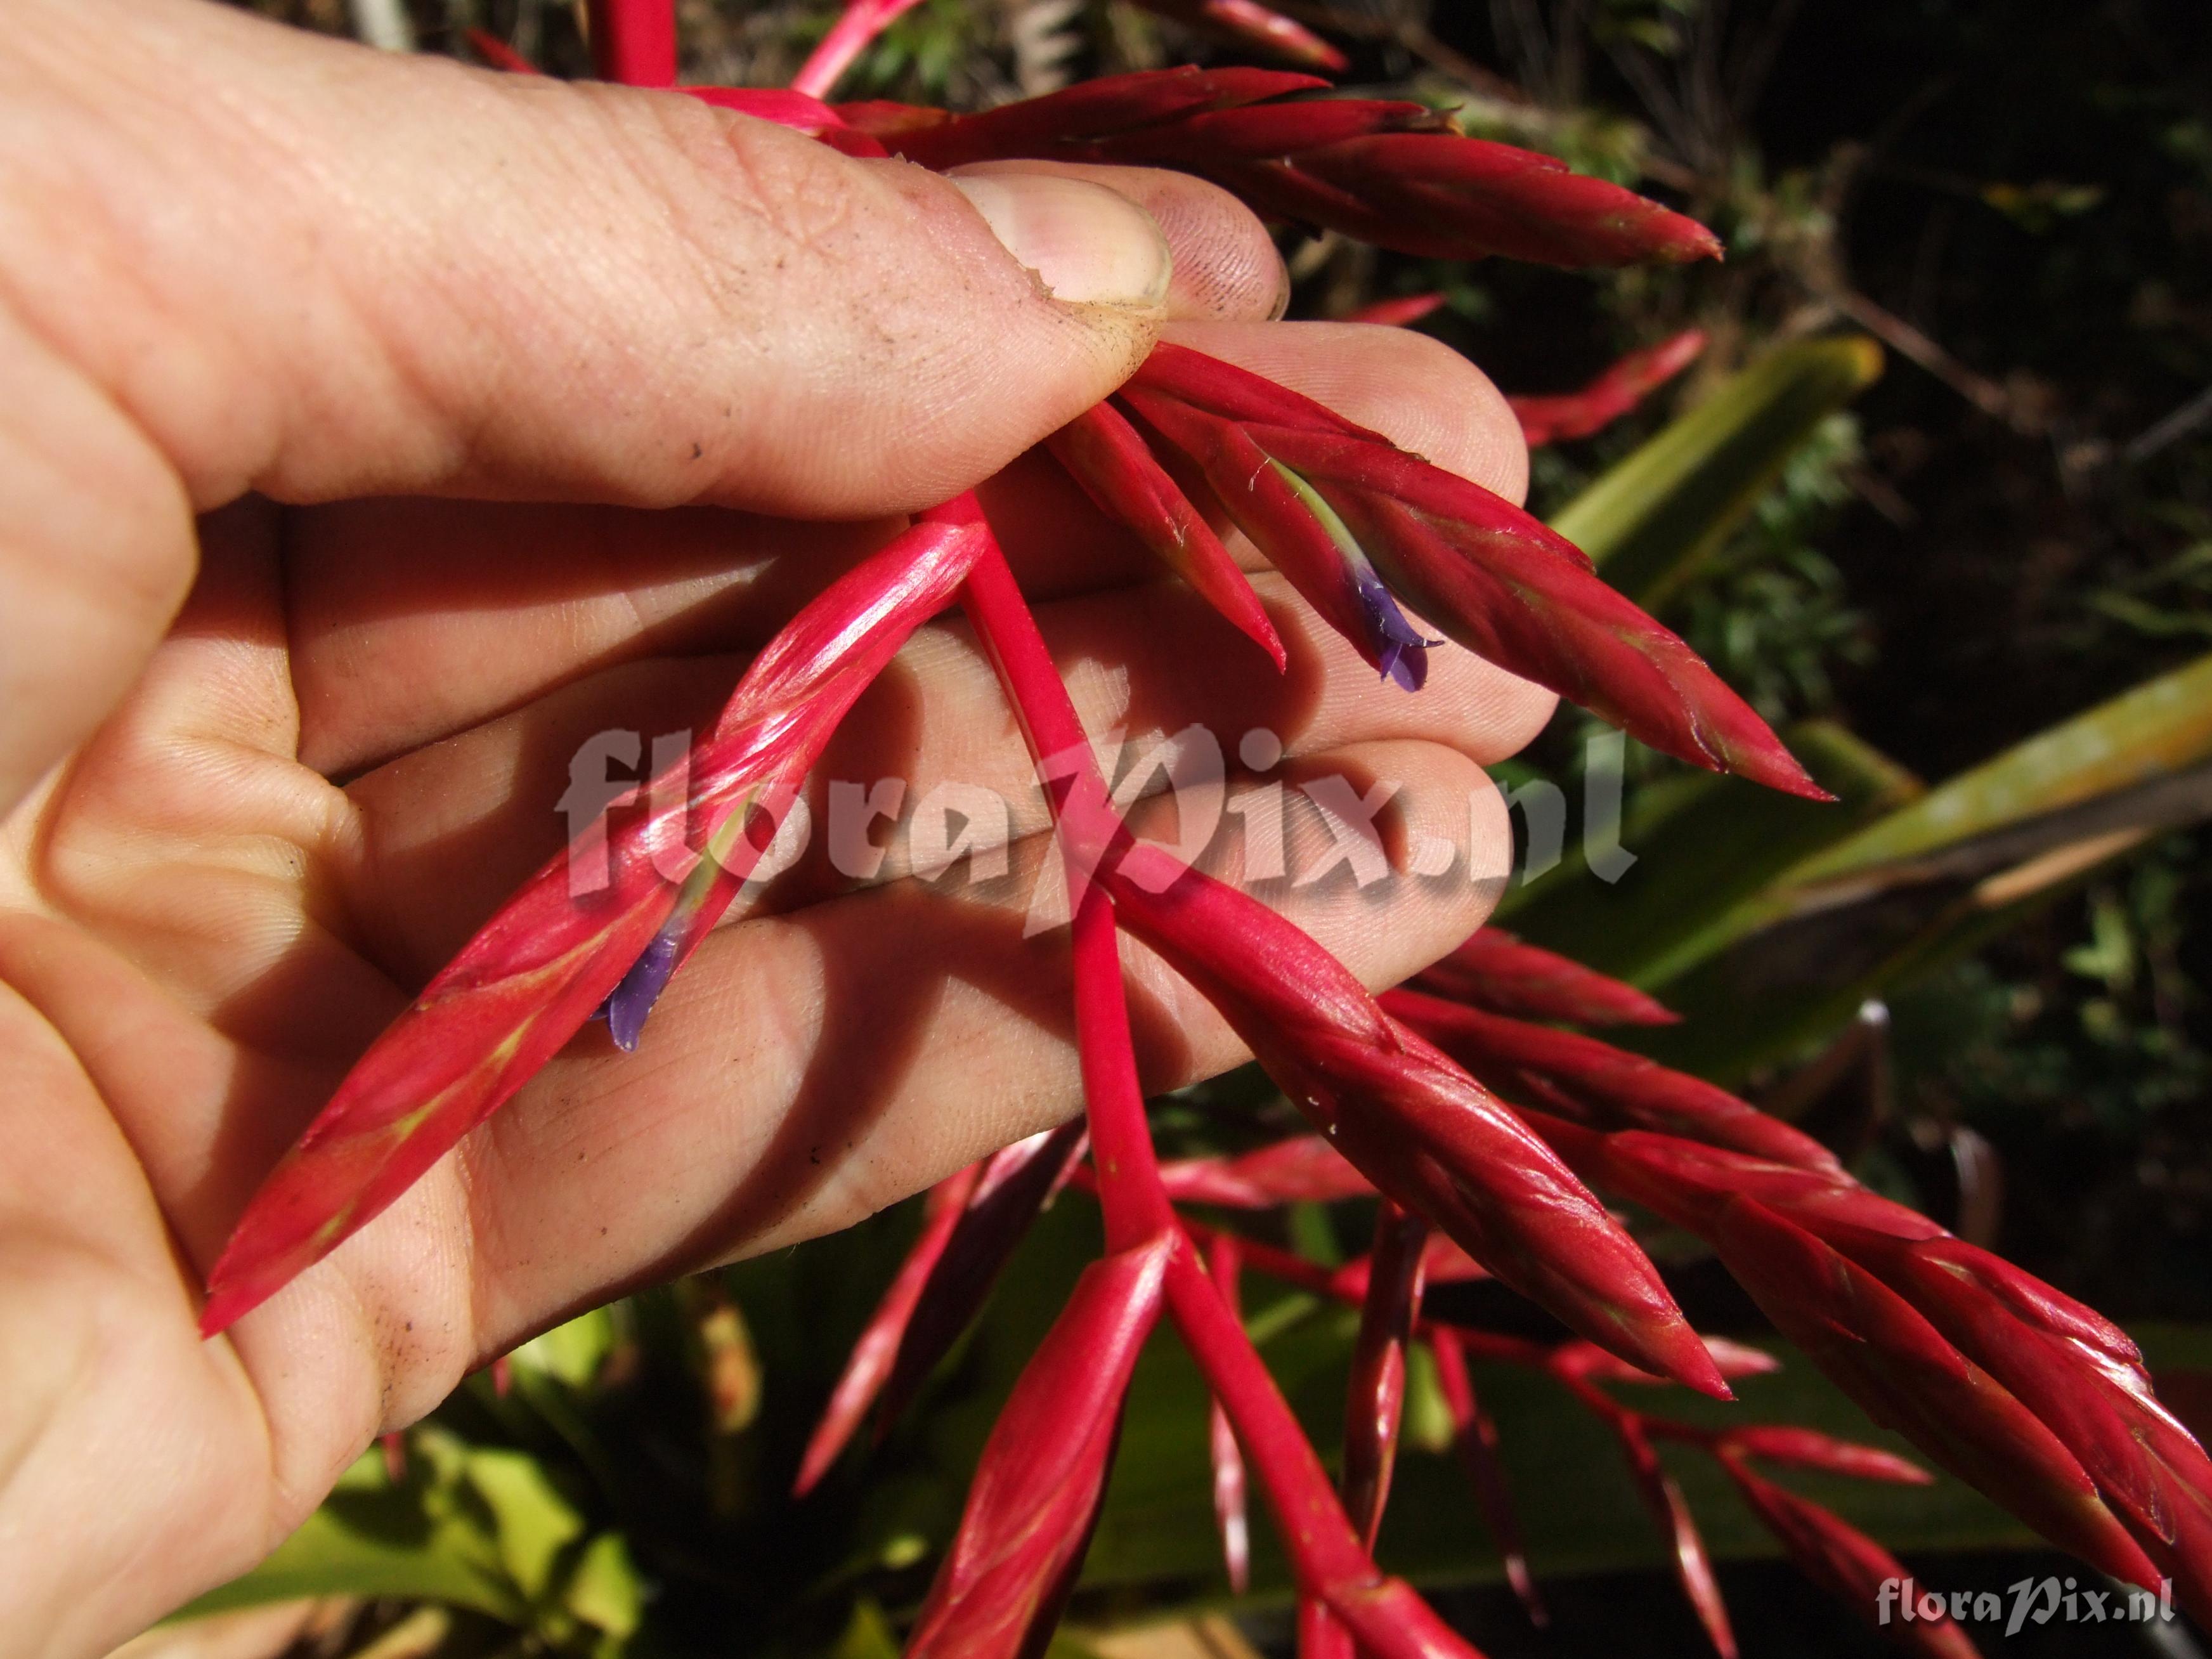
xmin=463 ymin=26 xmax=541 ymax=74
xmin=1136 ymin=0 xmax=1348 ymax=72
xmin=585 ymin=0 xmax=676 ymax=88
xmin=791 ymin=0 xmax=929 ymax=101
xmin=952 ymin=497 xmax=1482 ymax=1659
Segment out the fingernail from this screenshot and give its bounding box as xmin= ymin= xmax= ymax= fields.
xmin=951 ymin=173 xmax=1173 ymax=309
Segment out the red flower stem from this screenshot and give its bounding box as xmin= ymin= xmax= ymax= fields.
xmin=943 ymin=498 xmax=1168 ymax=1253
xmin=946 ymin=499 xmax=1451 ymax=1634
xmin=1161 ymin=1235 xmax=1405 ymax=1596
xmin=791 ymin=0 xmax=921 ymax=100
xmin=586 ymin=0 xmax=677 ymax=86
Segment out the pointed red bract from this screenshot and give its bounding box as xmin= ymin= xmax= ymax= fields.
xmin=1721 ymin=1459 xmax=1984 ymax=1659
xmin=1134 ymin=0 xmax=1347 ymax=70
xmin=1417 ymin=928 xmax=1679 ymax=1027
xmin=1708 ymin=1197 xmax=2162 ymax=1591
xmin=794 ymin=1164 xmax=981 ymax=1497
xmin=1120 ymin=345 xmax=1826 ymax=797
xmin=1509 ymin=329 xmax=1708 ymax=447
xmin=1428 ymin=1329 xmax=1547 ymax=1626
xmin=1719 ymin=1426 xmax=1930 ymax=1485
xmin=1613 ymin=1417 xmax=1736 ymax=1658
xmin=1158 ymin=1135 xmax=1376 ymax=1209
xmin=1340 ymin=1204 xmax=1429 ymax=1544
xmin=842 ymin=68 xmax=1722 ymax=269
xmin=906 ymin=1235 xmax=1169 ymax=1658
xmin=1046 ymin=403 xmax=1285 ymax=670
xmin=1119 ymin=380 xmax=1432 ymax=689
xmin=876 ymin=1123 xmax=1090 ymax=1436
xmin=199 ymin=519 xmax=984 ymax=1335
xmin=1102 ymin=842 xmax=1728 ymax=1400
xmin=1530 ymin=1110 xmax=2212 ymax=1604
xmin=1383 ymin=988 xmax=1836 ymax=1169
xmin=1344 ymin=292 xmax=1450 ymax=329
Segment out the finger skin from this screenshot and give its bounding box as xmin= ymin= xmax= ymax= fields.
xmin=282 ymin=320 xmax=1536 ymax=776
xmin=0 ymin=0 xmax=1252 ymax=821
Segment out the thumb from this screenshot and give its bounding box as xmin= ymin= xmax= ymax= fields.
xmin=0 ymin=0 xmax=1174 ymax=817
xmin=4 ymin=0 xmax=1174 ymax=519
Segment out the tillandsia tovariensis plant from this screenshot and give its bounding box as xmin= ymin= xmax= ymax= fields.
xmin=190 ymin=3 xmax=2212 ymax=1655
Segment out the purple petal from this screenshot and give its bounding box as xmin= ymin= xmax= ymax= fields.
xmin=1352 ymin=564 xmax=1435 ymax=691
xmin=606 ymin=923 xmax=685 ymax=1052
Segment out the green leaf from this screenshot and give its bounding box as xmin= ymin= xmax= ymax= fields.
xmin=464 ymin=1445 xmax=587 ymax=1602
xmin=563 ymin=1530 xmax=646 ymax=1640
xmin=823 ymin=1599 xmax=903 ymax=1659
xmin=511 ymin=1304 xmax=618 ymax=1389
xmin=1630 ymin=653 xmax=2212 ymax=1079
xmin=1551 ymin=337 xmax=1884 ymax=609
xmin=173 ymin=1445 xmax=530 ymax=1622
xmin=1504 ymin=720 xmax=1920 ymax=985
xmin=1781 ymin=649 xmax=2212 ymax=890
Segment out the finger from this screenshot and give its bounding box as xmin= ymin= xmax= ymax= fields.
xmin=9 ymin=0 xmax=1180 ymax=519
xmin=283 ymin=320 xmax=1528 ymax=774
xmin=6 ymin=0 xmax=1242 ymax=821
xmin=329 ymin=567 xmax=1553 ymax=992
xmin=162 ymin=735 xmax=1508 ymax=1452
xmin=950 ymin=160 xmax=1289 ymax=323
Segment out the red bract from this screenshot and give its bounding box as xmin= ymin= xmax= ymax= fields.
xmin=1382 ymin=988 xmax=1836 ymax=1169
xmin=1116 ymin=344 xmax=1826 ymax=797
xmin=1133 ymin=0 xmax=1347 ymax=70
xmin=1427 ymin=1329 xmax=1547 ymax=1626
xmin=1340 ymin=1204 xmax=1430 ymax=1542
xmin=873 ymin=1122 xmax=1090 ymax=1441
xmin=905 ymin=1235 xmax=1169 ymax=1658
xmin=1719 ymin=1426 xmax=1931 ymax=1485
xmin=794 ymin=1164 xmax=981 ymax=1498
xmin=1204 ymin=1232 xmax=1251 ymax=1594
xmin=1708 ymin=1197 xmax=2162 ymax=1591
xmin=198 ymin=517 xmax=985 ymax=1335
xmin=1508 ymin=329 xmax=1708 ymax=446
xmin=1720 ymin=1458 xmax=1984 ymax=1659
xmin=1614 ymin=1417 xmax=1736 ymax=1658
xmin=1157 ymin=1134 xmax=1376 ymax=1208
xmin=1415 ymin=927 xmax=1679 ymax=1027
xmin=1103 ymin=841 xmax=1729 ymax=1400
xmin=1116 ymin=372 xmax=1435 ymax=689
xmin=1343 ymin=292 xmax=1450 ymax=328
xmin=1532 ymin=1112 xmax=2212 ymax=1606
xmin=1045 ymin=403 xmax=1285 ymax=670
xmin=840 ymin=68 xmax=1723 ymax=268
xmin=1840 ymin=1228 xmax=2212 ymax=1618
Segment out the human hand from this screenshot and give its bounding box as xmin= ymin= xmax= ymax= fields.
xmin=0 ymin=0 xmax=1544 ymax=1649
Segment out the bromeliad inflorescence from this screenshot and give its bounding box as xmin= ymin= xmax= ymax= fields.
xmin=199 ymin=4 xmax=2212 ymax=1656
